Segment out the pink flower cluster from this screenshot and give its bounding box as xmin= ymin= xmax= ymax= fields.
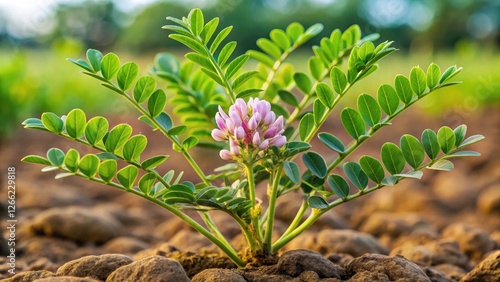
xmin=212 ymin=98 xmax=287 ymax=161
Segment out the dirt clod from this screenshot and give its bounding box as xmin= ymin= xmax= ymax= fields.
xmin=106 ymin=256 xmax=189 ymax=282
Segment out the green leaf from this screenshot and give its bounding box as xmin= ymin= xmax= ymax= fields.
xmin=426 ymin=63 xmax=440 ymax=89
xmin=285 ymin=141 xmax=311 ymax=156
xmin=170 ymin=34 xmax=208 ymax=56
xmin=381 ymin=176 xmax=398 ymax=186
xmin=226 ymin=54 xmax=249 ymax=80
xmin=278 ymin=90 xmax=299 ymax=107
xmin=117 ymin=62 xmax=139 ymax=91
xmin=189 ymin=8 xmax=204 ymax=36
xmin=196 ymin=186 xmax=219 ymax=200
xmin=421 ymin=129 xmax=440 ymax=160
xmin=437 ymin=126 xmax=456 ymax=154
xmin=318 ymin=132 xmax=344 ymax=153
xmin=303 ymin=151 xmax=327 ymax=179
xmin=139 ymin=172 xmax=156 ymax=195
xmin=66 ymin=109 xmax=86 ymax=138
xmin=297 ymin=23 xmax=324 ymax=45
xmin=67 ymin=58 xmax=93 ymax=72
xmin=123 ymin=134 xmax=147 ymax=162
xmin=141 ymin=155 xmax=169 ymax=170
xmin=294 ymin=72 xmax=312 ymax=94
xmin=22 ymin=118 xmax=47 ymax=131
xmin=308 ymin=196 xmax=329 ymax=209
xmin=85 ymin=116 xmax=109 ymax=145
xmin=284 ymin=161 xmax=300 ymax=184
xmin=330 ymin=67 xmax=347 ymax=95
xmin=162 ymin=24 xmax=191 ymax=36
xmin=236 ymin=89 xmax=262 ymax=99
xmin=209 ymin=26 xmax=233 ymax=54
xmin=327 ymin=174 xmax=350 ymax=198
xmin=443 ymin=151 xmax=481 ymax=158
xmin=439 ymin=65 xmax=460 ymax=84
xmin=377 ymin=84 xmax=399 ymax=116
xmin=394 ymin=171 xmax=423 ymax=179
xmin=201 ymin=68 xmax=225 ymax=85
xmin=299 ymin=113 xmax=314 ymax=141
xmin=341 ymin=24 xmax=361 ymax=47
xmin=148 ymin=89 xmax=167 ymax=118
xmin=247 ymin=50 xmax=274 ymax=68
xmin=427 ymin=160 xmax=454 ymax=171
xmin=98 ymin=159 xmax=117 ymax=183
xmin=64 ymin=149 xmax=80 ymax=173
xmin=21 ymin=155 xmax=52 ymax=165
xmin=341 ymin=108 xmax=366 ymax=140
xmin=359 ymin=156 xmax=385 ymax=184
xmin=308 ymin=57 xmax=324 ymax=81
xmin=183 ymin=136 xmax=199 ymax=150
xmin=232 ymin=71 xmax=258 ymax=89
xmin=96 ymin=152 xmax=118 ymax=161
xmin=357 ymin=94 xmax=381 ymax=127
xmin=344 ymin=162 xmax=368 ymax=190
xmin=41 ymin=112 xmax=64 ymax=133
xmin=410 ymin=67 xmax=426 ymax=96
xmin=458 ymin=134 xmax=485 ymax=149
xmin=286 ymin=22 xmax=304 ymax=42
xmin=358 ymin=41 xmax=375 ymax=62
xmin=155 ymin=53 xmax=180 ymax=74
xmin=316 ymin=83 xmax=335 ymax=108
xmin=381 ymin=142 xmax=405 ymax=175
xmin=313 ymin=100 xmax=327 ymax=125
xmin=117 ymin=165 xmax=139 ymax=189
xmin=201 ymin=17 xmax=219 ymax=44
xmin=79 ymin=154 xmax=99 ymax=178
xmin=168 ymin=125 xmax=187 ymax=136
xmin=86 ymin=49 xmax=103 ymax=72
xmin=394 ymin=75 xmax=413 ymax=104
xmin=155 ymin=113 xmax=173 ymax=131
xmin=47 ymin=148 xmax=65 ymax=166
xmin=100 ymin=53 xmax=120 ymax=80
xmin=453 ymin=125 xmax=467 ymax=147
xmin=400 ymin=135 xmax=425 ymax=169
xmin=218 ymin=41 xmax=237 ymax=67
xmin=133 ymin=76 xmax=157 ymax=103
xmin=270 ymin=29 xmax=291 ymax=51
xmin=105 ymin=124 xmax=133 ymax=153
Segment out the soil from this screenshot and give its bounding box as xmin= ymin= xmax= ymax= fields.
xmin=0 ymin=107 xmax=499 ymax=281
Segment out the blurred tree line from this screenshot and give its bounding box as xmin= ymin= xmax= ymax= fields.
xmin=1 ymin=0 xmax=498 ymax=52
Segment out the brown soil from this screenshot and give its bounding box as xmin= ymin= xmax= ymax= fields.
xmin=0 ymin=106 xmax=499 ymax=281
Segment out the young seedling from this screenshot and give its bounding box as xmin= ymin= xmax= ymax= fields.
xmin=22 ymin=9 xmax=484 ymax=267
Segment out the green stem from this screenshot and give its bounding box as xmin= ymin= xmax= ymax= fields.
xmin=70 ymin=172 xmax=245 ymax=267
xmin=199 ymin=211 xmax=235 ymax=250
xmin=263 ymin=163 xmax=283 ymax=252
xmin=245 ymin=162 xmax=263 ymax=248
xmin=279 ymin=195 xmax=309 ymax=239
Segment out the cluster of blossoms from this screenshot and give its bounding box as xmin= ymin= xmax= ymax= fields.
xmin=211 ymin=98 xmax=287 ymax=161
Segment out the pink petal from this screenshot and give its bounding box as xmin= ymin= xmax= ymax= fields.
xmin=263 ymin=111 xmax=276 ymax=126
xmin=220 ymin=150 xmax=233 ymax=160
xmin=252 ymin=132 xmax=261 ymax=146
xmin=218 ymin=106 xmax=229 ymax=119
xmin=234 ymin=126 xmax=245 ymax=140
xmin=258 ymin=139 xmax=269 ymax=150
xmin=248 ymin=112 xmax=261 ymax=130
xmin=211 ymin=129 xmax=226 ymax=141
xmin=270 ymin=135 xmax=286 ymax=147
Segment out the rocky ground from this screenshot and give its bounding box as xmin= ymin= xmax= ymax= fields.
xmin=0 ymin=107 xmax=498 ymax=281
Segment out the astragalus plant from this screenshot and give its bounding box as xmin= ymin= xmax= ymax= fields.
xmin=22 ymin=9 xmax=484 ymax=267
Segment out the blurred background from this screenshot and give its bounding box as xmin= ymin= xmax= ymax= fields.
xmin=0 ymin=0 xmax=499 ymax=139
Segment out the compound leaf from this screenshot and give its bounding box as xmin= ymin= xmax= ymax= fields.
xmin=105 ymin=124 xmax=133 ymax=153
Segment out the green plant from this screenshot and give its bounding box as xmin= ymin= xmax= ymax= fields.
xmin=22 ymin=9 xmax=484 ymax=267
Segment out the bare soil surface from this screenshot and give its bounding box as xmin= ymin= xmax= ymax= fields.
xmin=0 ymin=107 xmax=498 ymax=281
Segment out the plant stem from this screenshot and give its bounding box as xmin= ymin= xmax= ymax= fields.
xmin=245 ymin=162 xmax=263 ymax=248
xmin=279 ymin=195 xmax=309 ymax=239
xmin=263 ymin=163 xmax=283 ymax=252
xmin=75 ymin=172 xmax=245 ymax=267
